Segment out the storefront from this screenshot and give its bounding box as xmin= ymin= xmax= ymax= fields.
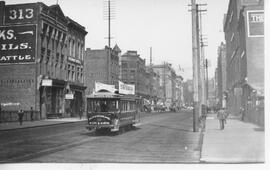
xmin=40 ymin=79 xmax=65 ymax=119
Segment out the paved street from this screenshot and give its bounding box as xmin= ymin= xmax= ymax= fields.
xmin=0 ymin=111 xmax=202 ymax=163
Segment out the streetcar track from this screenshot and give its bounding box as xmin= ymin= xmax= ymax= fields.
xmin=0 ymin=128 xmax=87 ymax=146
xmin=0 ymin=136 xmax=99 ymax=163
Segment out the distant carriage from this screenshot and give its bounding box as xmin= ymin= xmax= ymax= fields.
xmin=86 ymin=90 xmax=140 ymax=134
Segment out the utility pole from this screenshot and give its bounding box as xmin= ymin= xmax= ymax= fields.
xmin=190 ymin=0 xmax=199 ymax=132
xmin=198 ymin=4 xmax=207 ymax=115
xmin=108 ymin=0 xmax=111 ymax=48
xmin=150 ymin=47 xmax=153 ymax=104
xmin=205 ymin=59 xmax=209 ymax=106
xmin=104 ymin=0 xmax=115 ymax=84
xmin=163 ymin=61 xmax=166 ymax=105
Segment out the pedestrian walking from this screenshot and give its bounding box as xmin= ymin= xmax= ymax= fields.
xmin=217 ymin=108 xmax=227 ymax=130
xmin=30 ymin=107 xmax=34 ymax=121
xmin=79 ymin=107 xmax=83 ymax=119
xmin=240 ymin=107 xmax=245 ymax=121
xmin=18 ymin=109 xmax=24 ymax=125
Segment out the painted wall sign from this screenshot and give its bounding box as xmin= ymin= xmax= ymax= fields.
xmin=247 ymin=10 xmax=264 ymax=37
xmin=4 ymin=3 xmax=38 ymax=25
xmin=0 ymin=25 xmax=37 ymax=64
xmin=119 ymin=81 xmax=135 ymax=95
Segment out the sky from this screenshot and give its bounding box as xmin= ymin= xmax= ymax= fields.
xmin=7 ymin=0 xmax=230 ymax=80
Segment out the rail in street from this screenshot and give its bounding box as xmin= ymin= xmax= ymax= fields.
xmin=0 ymin=111 xmax=202 ymax=163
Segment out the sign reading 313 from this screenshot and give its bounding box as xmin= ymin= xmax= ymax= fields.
xmin=0 ymin=25 xmax=37 ymax=64
xmin=5 ymin=3 xmax=38 ymax=25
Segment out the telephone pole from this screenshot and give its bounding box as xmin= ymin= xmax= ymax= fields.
xmin=205 ymin=59 xmax=209 ymax=106
xmin=104 ymin=0 xmax=115 ymax=84
xmin=190 ymin=0 xmax=199 ymax=132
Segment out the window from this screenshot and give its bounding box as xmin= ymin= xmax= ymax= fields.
xmin=73 ymin=41 xmax=76 ymax=57
xmin=46 ymin=49 xmax=51 ymax=63
xmin=78 ymin=43 xmax=81 ymax=59
xmin=69 ymin=39 xmax=72 ymax=56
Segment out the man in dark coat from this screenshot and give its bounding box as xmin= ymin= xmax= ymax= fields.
xmin=30 ymin=107 xmax=34 ymax=121
xmin=18 ymin=109 xmax=24 ymax=125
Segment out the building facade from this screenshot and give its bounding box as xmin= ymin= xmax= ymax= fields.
xmin=183 ymin=79 xmax=193 ymax=107
xmin=152 ymin=62 xmax=176 ymax=106
xmin=217 ymin=42 xmax=227 ymax=108
xmin=0 ymin=2 xmax=87 ymax=121
xmin=145 ymin=66 xmax=161 ymax=104
xmin=120 ymin=51 xmax=147 ymax=98
xmin=175 ymin=75 xmax=184 ymax=108
xmin=84 ymin=45 xmax=121 ymax=95
xmin=224 ymin=0 xmax=264 ymax=126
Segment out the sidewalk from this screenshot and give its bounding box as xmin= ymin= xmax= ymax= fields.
xmin=0 ymin=117 xmax=87 ymax=131
xmin=200 ymin=113 xmax=265 ymax=163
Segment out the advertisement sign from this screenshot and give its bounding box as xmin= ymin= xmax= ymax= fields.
xmin=119 ymin=81 xmax=135 ymax=95
xmin=95 ymin=82 xmax=116 ymax=93
xmin=42 ymin=79 xmax=52 ymax=86
xmin=0 ymin=25 xmax=37 ymax=64
xmin=247 ymin=10 xmax=264 ymax=37
xmin=5 ymin=3 xmax=38 ymax=25
xmin=65 ymin=93 xmax=74 ymax=100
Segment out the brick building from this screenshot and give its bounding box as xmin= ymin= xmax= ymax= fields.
xmin=145 ymin=66 xmax=161 ymax=103
xmin=120 ymin=51 xmax=147 ymax=98
xmin=0 ymin=1 xmax=87 ymax=121
xmin=224 ymin=0 xmax=264 ymax=126
xmin=84 ymin=45 xmax=121 ymax=95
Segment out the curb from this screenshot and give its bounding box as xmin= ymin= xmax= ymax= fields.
xmin=0 ymin=120 xmax=87 ymax=132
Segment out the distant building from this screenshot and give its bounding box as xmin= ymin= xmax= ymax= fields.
xmin=152 ymin=62 xmax=176 ymax=106
xmin=84 ymin=45 xmax=121 ymax=95
xmin=120 ymin=51 xmax=147 ymax=98
xmin=183 ymin=79 xmax=193 ymax=107
xmin=145 ymin=66 xmax=161 ymax=104
xmin=0 ymin=2 xmax=87 ymax=121
xmin=208 ymin=77 xmax=217 ymax=108
xmin=224 ymin=0 xmax=264 ymax=126
xmin=217 ymin=42 xmax=226 ymax=108
xmin=175 ymin=75 xmax=184 ymax=108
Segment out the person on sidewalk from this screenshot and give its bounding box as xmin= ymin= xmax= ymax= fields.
xmin=240 ymin=107 xmax=245 ymax=121
xmin=217 ymin=108 xmax=227 ymax=130
xmin=30 ymin=107 xmax=34 ymax=121
xmin=79 ymin=107 xmax=83 ymax=119
xmin=18 ymin=109 xmax=24 ymax=126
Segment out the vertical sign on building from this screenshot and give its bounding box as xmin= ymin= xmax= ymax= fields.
xmin=247 ymin=10 xmax=264 ymax=37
